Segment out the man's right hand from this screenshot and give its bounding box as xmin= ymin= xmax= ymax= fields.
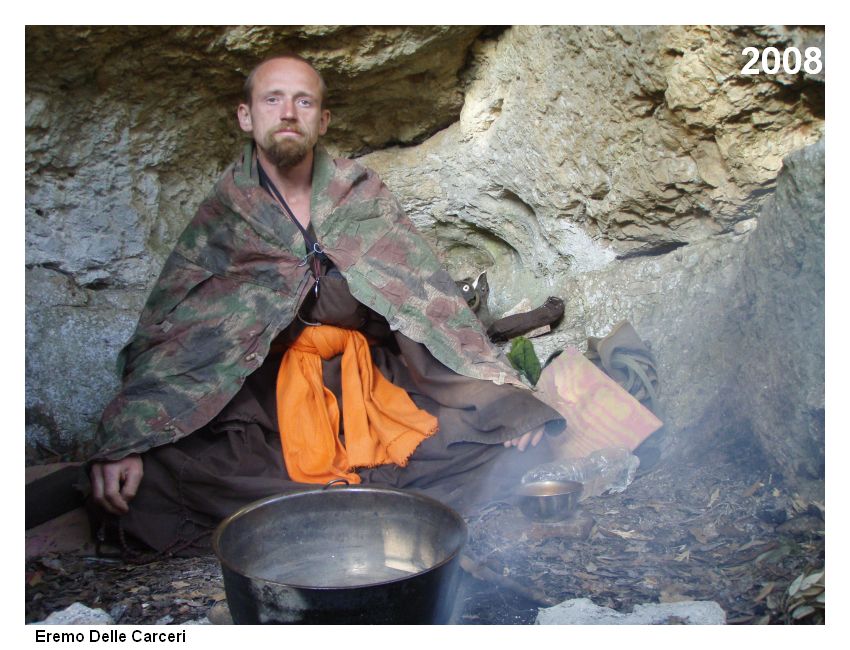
xmin=90 ymin=454 xmax=144 ymax=515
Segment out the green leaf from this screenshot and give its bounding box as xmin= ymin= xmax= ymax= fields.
xmin=799 ymin=570 xmax=824 ymax=591
xmin=791 ymin=605 xmax=815 ymax=620
xmin=507 ymin=337 xmax=541 ymax=386
xmin=787 ymin=573 xmax=804 ymax=596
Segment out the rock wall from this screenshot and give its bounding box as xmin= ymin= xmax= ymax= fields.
xmin=25 ymin=25 xmax=824 ymax=496
xmin=736 ymin=141 xmax=824 ymax=494
xmin=362 ymin=26 xmax=824 ymax=309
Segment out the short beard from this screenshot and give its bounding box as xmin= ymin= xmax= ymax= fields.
xmin=263 ymin=137 xmax=311 ymax=170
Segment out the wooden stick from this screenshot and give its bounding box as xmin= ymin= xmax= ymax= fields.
xmin=460 ymin=554 xmax=558 ymax=608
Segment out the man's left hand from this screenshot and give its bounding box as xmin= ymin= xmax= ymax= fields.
xmin=504 ymin=426 xmax=544 ymax=452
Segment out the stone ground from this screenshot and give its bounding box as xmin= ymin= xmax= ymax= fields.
xmin=25 ymin=430 xmax=824 ymax=625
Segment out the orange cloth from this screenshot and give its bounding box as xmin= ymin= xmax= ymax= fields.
xmin=276 ymin=325 xmax=439 ymax=484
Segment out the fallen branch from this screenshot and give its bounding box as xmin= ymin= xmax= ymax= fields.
xmin=459 ymin=554 xmax=559 ymax=608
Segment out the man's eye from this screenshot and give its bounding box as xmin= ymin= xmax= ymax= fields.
xmin=298 ymin=99 xmax=313 ymax=107
xmin=266 ymin=97 xmax=279 ymax=104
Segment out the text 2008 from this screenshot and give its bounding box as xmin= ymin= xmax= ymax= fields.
xmin=741 ymin=46 xmax=823 ymax=75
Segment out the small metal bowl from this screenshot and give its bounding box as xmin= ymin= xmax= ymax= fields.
xmin=515 ymin=480 xmax=583 ymax=522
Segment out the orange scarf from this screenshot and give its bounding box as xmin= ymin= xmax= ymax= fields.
xmin=276 ymin=325 xmax=438 ymax=484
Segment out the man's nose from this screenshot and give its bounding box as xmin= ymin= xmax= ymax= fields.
xmin=279 ymin=99 xmax=297 ymax=120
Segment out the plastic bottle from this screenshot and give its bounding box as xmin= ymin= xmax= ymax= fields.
xmin=521 ymin=447 xmax=640 ymax=501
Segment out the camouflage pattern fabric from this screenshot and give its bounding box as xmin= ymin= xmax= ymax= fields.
xmin=93 ymin=143 xmax=530 ymax=461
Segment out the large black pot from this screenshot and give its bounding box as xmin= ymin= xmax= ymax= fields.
xmin=212 ymin=485 xmax=467 ymax=624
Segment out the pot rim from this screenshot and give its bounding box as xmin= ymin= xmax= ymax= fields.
xmin=515 ymin=479 xmax=583 ymax=498
xmin=211 ymin=485 xmax=468 ymax=591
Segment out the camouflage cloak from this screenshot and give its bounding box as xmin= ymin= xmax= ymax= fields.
xmin=93 ymin=143 xmax=532 ymax=461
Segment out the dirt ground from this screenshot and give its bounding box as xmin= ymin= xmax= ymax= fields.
xmin=25 ymin=429 xmax=824 ymax=625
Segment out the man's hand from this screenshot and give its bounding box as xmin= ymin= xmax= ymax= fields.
xmin=90 ymin=455 xmax=144 ymax=515
xmin=503 ymin=426 xmax=545 ymax=452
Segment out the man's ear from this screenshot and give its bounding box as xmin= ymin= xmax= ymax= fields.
xmin=319 ymin=109 xmax=331 ymax=136
xmin=237 ymin=104 xmax=253 ymax=133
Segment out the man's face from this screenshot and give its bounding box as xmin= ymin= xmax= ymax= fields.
xmin=237 ymin=58 xmax=331 ymax=170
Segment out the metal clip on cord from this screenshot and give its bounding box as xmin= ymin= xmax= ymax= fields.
xmin=297 ymin=242 xmax=325 ymax=266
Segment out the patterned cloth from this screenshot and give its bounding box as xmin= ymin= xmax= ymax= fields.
xmin=93 ymin=143 xmax=528 ymax=462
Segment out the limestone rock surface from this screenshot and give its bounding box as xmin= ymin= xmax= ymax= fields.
xmin=528 ymin=141 xmax=825 ymax=500
xmin=362 ymin=26 xmax=824 ymax=311
xmin=36 ymin=602 xmax=115 ymax=625
xmin=735 ymin=140 xmax=825 ymax=494
xmin=536 ymin=597 xmax=726 ymax=625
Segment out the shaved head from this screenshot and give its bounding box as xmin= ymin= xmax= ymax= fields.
xmin=243 ymin=54 xmax=327 ymax=108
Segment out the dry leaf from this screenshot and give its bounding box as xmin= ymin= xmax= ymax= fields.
xmin=689 ymin=523 xmax=718 ymax=544
xmin=174 ymin=598 xmax=204 ymax=607
xmin=708 ymin=487 xmax=721 ymax=508
xmin=573 ymin=571 xmax=597 ymax=581
xmin=791 ymin=495 xmax=808 ymax=513
xmin=604 ymin=528 xmax=652 ymax=541
xmin=755 ymin=544 xmax=791 ymax=566
xmin=743 ymin=481 xmax=764 ymax=497
xmin=660 ymin=589 xmax=690 ymax=603
xmin=171 ymin=581 xmax=190 ymax=589
xmin=727 ymin=615 xmax=755 ymax=624
xmin=716 ymin=523 xmax=745 ymax=538
xmin=754 ymin=582 xmax=775 ymax=602
xmin=737 ymin=539 xmax=769 ymax=552
xmin=674 ymin=549 xmax=690 ymax=562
